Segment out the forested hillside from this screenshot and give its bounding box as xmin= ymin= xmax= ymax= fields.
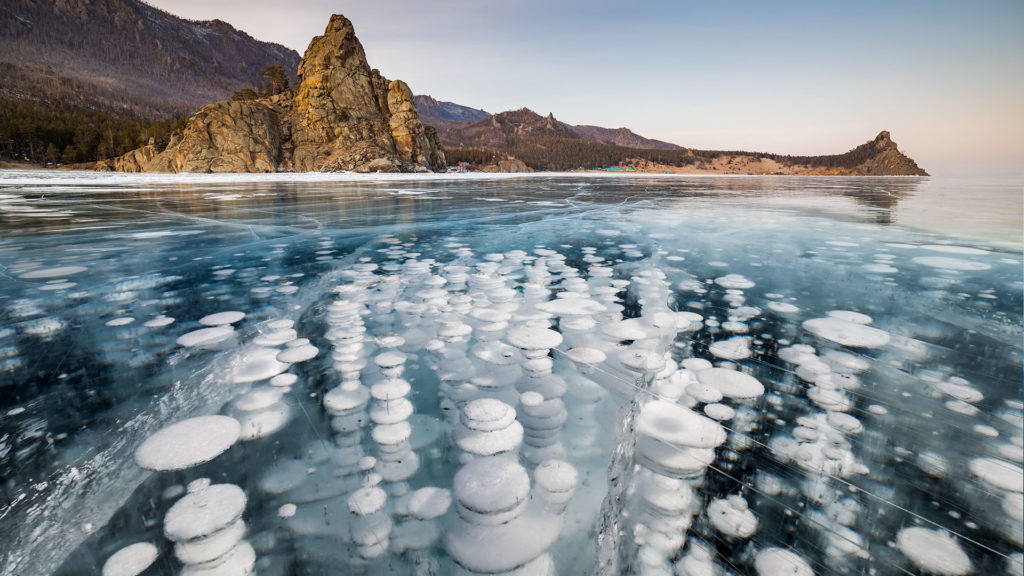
xmin=0 ymin=0 xmax=299 ymax=164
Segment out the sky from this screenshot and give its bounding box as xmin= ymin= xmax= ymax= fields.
xmin=147 ymin=0 xmax=1024 ymax=176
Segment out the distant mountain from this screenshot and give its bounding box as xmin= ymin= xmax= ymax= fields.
xmin=569 ymin=125 xmax=681 ymax=150
xmin=436 ymin=108 xmax=578 ymax=149
xmin=0 ymin=0 xmax=300 ymax=119
xmin=420 ymin=100 xmax=682 ymax=152
xmin=414 ymin=95 xmax=490 ymax=125
xmin=444 ymin=121 xmax=928 ymax=176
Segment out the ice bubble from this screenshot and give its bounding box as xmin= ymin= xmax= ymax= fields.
xmin=619 ymin=349 xmax=667 ymax=374
xmin=969 ymin=457 xmax=1023 ymax=492
xmin=935 ymin=377 xmax=983 ymax=403
xmin=896 ymin=526 xmax=972 ymax=575
xmin=703 ymin=403 xmax=735 ymax=421
xmin=826 ymin=310 xmax=872 ymax=324
xmin=696 ymin=368 xmax=764 ymax=399
xmin=179 ymin=540 xmax=254 ymax=576
xmin=754 ymin=548 xmax=813 ymax=576
xmin=973 ymin=424 xmax=998 ymax=438
xmin=453 ymin=455 xmax=530 ymax=516
xmin=917 ymin=451 xmax=949 ymax=477
xmin=199 ymin=311 xmax=245 ymax=326
xmin=278 ymin=503 xmax=297 ymax=518
xmin=682 ymin=358 xmax=713 ymax=372
xmin=945 ymin=400 xmax=978 ymax=416
xmin=707 ymin=495 xmax=757 ymax=538
xmin=232 ymin=388 xmax=283 ymax=412
xmin=408 ymin=487 xmax=453 ymax=520
xmin=637 ymin=400 xmax=726 ymax=449
xmin=601 ymin=318 xmax=664 ymax=341
xmin=534 ymin=459 xmax=578 ymax=494
xmin=232 ymin=347 xmax=289 ymax=383
xmin=767 ymin=301 xmax=800 ymax=314
xmin=19 ymin=265 xmax=87 ymax=279
xmin=374 ymin=350 xmax=407 ymax=369
xmin=709 ymin=337 xmax=752 ymax=361
xmin=565 ymin=347 xmax=607 ymax=369
xmin=802 ymin=316 xmax=890 ymax=348
xmin=454 ymin=399 xmax=523 ymax=457
xmin=821 ymin=349 xmax=870 ymax=374
xmin=269 ymin=373 xmax=297 ymax=387
xmin=253 ymin=328 xmax=297 ymax=346
xmin=277 ymin=344 xmax=318 ymax=363
xmin=371 ymin=420 xmax=412 ymax=446
xmin=174 ymin=518 xmax=245 ymax=565
xmin=778 ymin=344 xmax=816 ymax=365
xmin=507 ymin=326 xmax=563 ymax=351
xmin=826 ymin=412 xmax=863 ymax=434
xmin=375 ymin=334 xmax=406 ymax=348
xmin=685 ymin=382 xmax=723 ymax=404
xmin=176 ymin=325 xmax=235 ymax=348
xmin=1005 ymin=492 xmax=1024 ymax=523
xmin=164 ymin=483 xmax=246 ymax=541
xmin=715 ymin=274 xmax=754 ymax=289
xmin=38 ymin=281 xmax=76 ymax=291
xmin=102 ymin=542 xmax=158 ymax=576
xmin=461 ymin=398 xmax=517 ymax=432
xmin=1009 ymin=553 xmax=1024 ymax=576
xmin=134 ymin=415 xmax=240 ymax=471
xmin=472 ymin=341 xmax=523 ymax=366
xmin=349 ymin=486 xmax=388 ymax=515
xmin=536 ymin=297 xmax=605 ymax=316
xmin=105 ymin=317 xmax=135 ymax=327
xmin=143 ymin=315 xmax=175 ymax=327
xmin=913 ymin=256 xmax=991 ymax=271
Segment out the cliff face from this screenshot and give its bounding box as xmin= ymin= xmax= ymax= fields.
xmin=112 ymin=15 xmax=445 ymax=173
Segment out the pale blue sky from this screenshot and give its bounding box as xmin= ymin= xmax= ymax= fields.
xmin=148 ymin=0 xmax=1023 ymax=175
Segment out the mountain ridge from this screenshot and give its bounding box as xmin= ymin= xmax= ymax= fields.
xmin=416 ymin=96 xmax=682 ymax=151
xmin=0 ymin=0 xmax=300 ymax=119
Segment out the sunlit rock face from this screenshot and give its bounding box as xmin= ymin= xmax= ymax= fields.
xmin=1 ymin=174 xmax=1020 ymax=576
xmin=110 ymin=15 xmax=445 ymax=174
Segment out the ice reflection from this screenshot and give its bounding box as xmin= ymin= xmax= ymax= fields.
xmin=0 ymin=172 xmax=1020 ymax=576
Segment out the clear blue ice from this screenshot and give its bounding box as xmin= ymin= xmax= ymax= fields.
xmin=0 ymin=172 xmax=1021 ymax=576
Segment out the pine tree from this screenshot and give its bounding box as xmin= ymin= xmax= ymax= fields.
xmin=44 ymin=143 xmax=59 ymax=164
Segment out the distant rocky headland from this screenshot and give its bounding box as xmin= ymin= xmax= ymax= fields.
xmin=0 ymin=1 xmax=927 ymax=175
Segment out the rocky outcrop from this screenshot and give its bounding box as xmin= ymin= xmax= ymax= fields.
xmin=113 ymin=14 xmax=445 ymax=173
xmin=846 ymin=131 xmax=928 ymax=176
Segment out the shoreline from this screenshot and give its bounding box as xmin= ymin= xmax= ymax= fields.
xmin=0 ymin=163 xmax=933 ymax=179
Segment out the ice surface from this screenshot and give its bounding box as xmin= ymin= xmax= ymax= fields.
xmin=2 ymin=173 xmax=1021 ymax=576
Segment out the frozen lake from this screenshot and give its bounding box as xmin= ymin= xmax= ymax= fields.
xmin=0 ymin=172 xmax=1021 ymax=576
